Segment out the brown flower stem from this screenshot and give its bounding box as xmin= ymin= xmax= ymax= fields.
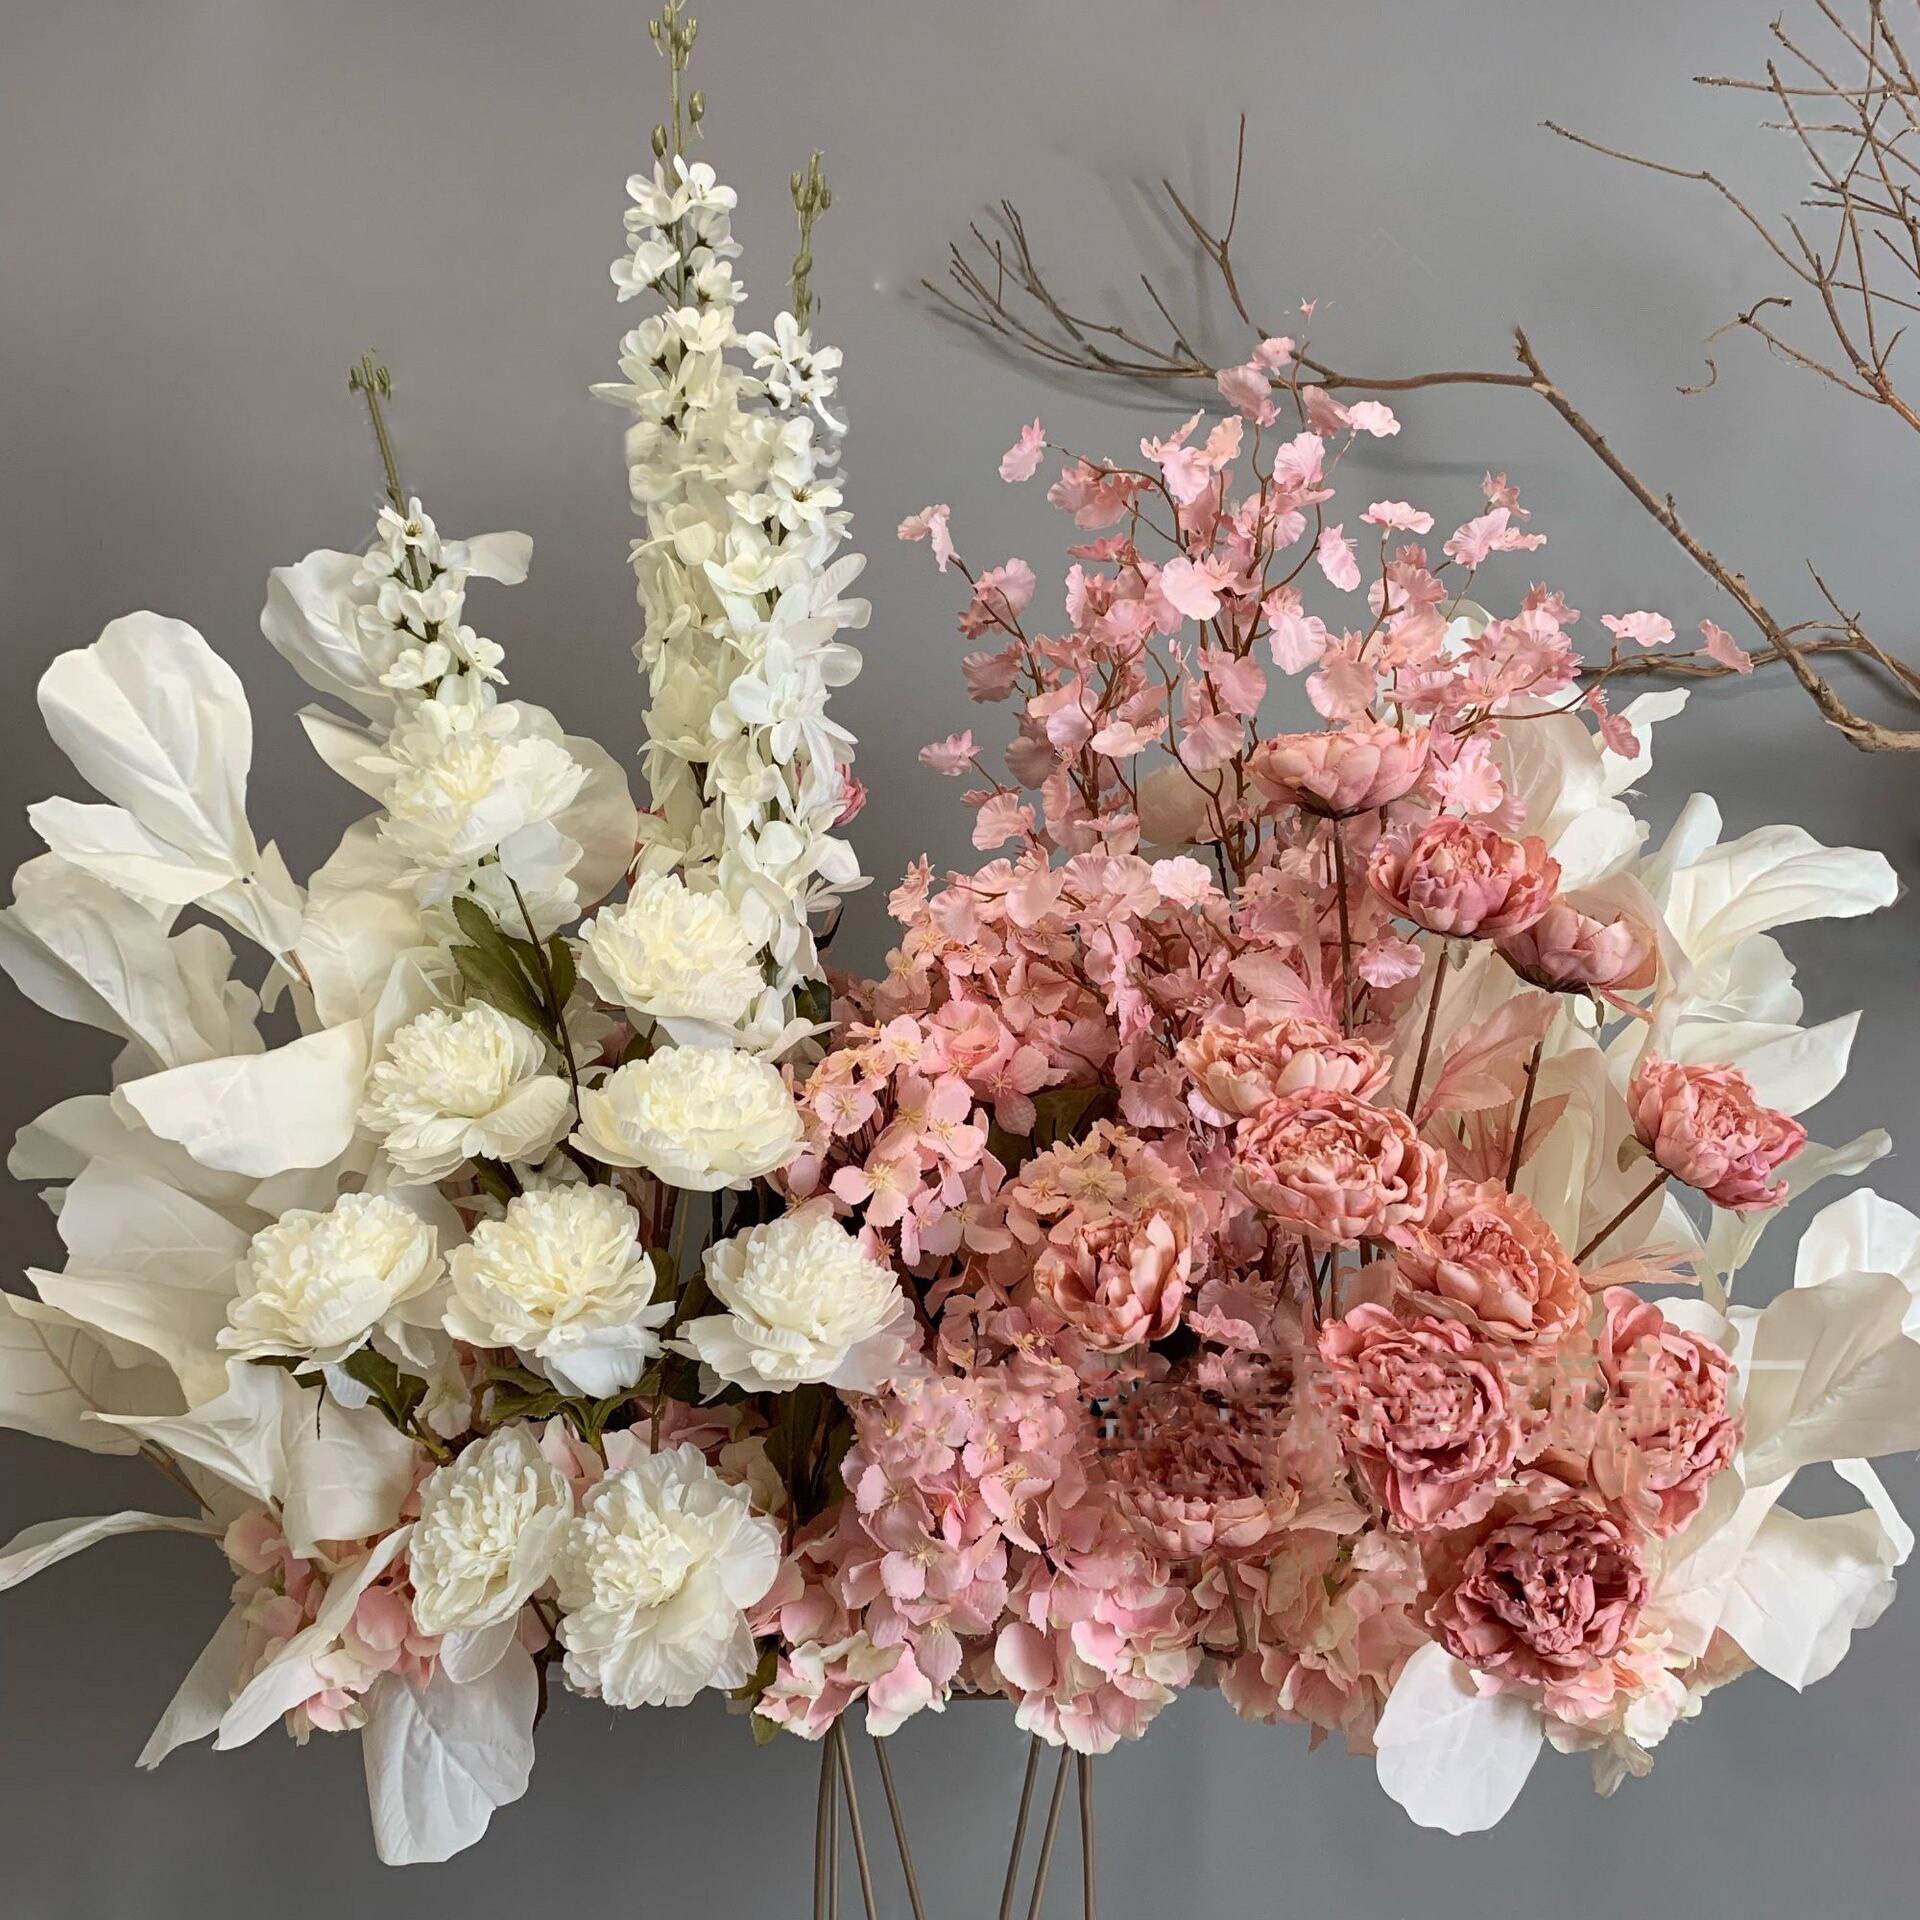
xmin=1024 ymin=1746 xmax=1075 ymax=1920
xmin=1329 ymin=818 xmax=1357 ymax=1034
xmin=999 ymin=1735 xmax=1044 ymax=1920
xmin=1405 ymin=944 xmax=1449 ymax=1119
xmin=831 ymin=1723 xmax=880 ymax=1920
xmin=871 ymin=1734 xmax=928 ymax=1920
xmin=1077 ymin=1753 xmax=1098 ymax=1920
xmin=1574 ymin=1167 xmax=1670 ymax=1265
xmin=1503 ymin=1038 xmax=1546 ymax=1191
xmin=814 ymin=1734 xmax=835 ymax=1920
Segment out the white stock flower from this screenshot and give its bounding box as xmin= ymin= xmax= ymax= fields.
xmin=408 ymin=1426 xmax=575 ymax=1636
xmin=553 ymin=1442 xmax=778 ymax=1709
xmin=681 ymin=1203 xmax=915 ymax=1394
xmin=219 ymin=1191 xmax=441 ymax=1367
xmin=445 ymin=1184 xmax=671 ymax=1398
xmin=360 ymin=1002 xmax=571 ymax=1181
xmin=579 ymin=871 xmax=763 ymax=1030
xmin=572 ymin=1046 xmax=802 ymax=1191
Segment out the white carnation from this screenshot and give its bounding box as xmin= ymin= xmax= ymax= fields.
xmin=445 ymin=1184 xmax=670 ymax=1398
xmin=219 ymin=1191 xmax=441 ymax=1367
xmin=553 ymin=1442 xmax=778 ymax=1709
xmin=681 ymin=1203 xmax=914 ymax=1394
xmin=360 ymin=1002 xmax=571 ymax=1181
xmin=579 ymin=871 xmax=762 ymax=1030
xmin=572 ymin=1047 xmax=801 ymax=1191
xmin=409 ymin=1426 xmax=574 ymax=1638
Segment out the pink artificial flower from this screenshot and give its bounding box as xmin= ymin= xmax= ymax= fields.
xmin=959 ymin=559 xmax=1037 ymax=637
xmin=1316 ymin=523 xmax=1362 ymax=592
xmin=1428 ymin=1493 xmax=1649 ymax=1686
xmin=1135 ymin=761 xmax=1218 ymax=846
xmin=1626 ymin=1057 xmax=1806 ymax=1211
xmin=1233 ymin=1088 xmax=1444 ymax=1246
xmin=1699 ymin=619 xmax=1753 ymax=674
xmin=1391 ymin=1179 xmax=1586 ymax=1345
xmin=1248 ymin=722 xmax=1431 ymax=819
xmin=1007 ymin=1125 xmax=1198 ymax=1351
xmin=1368 ymin=817 xmax=1560 ymax=938
xmin=1216 ymin=360 xmax=1276 ymax=423
xmin=1443 ymin=506 xmax=1546 ymax=568
xmin=1361 ymin=500 xmax=1435 ymax=533
xmin=1000 ymin=420 xmax=1047 ymax=483
xmin=1318 ymin=1304 xmax=1521 ymax=1530
xmin=1497 ymin=892 xmax=1657 ymax=994
xmin=1177 ymin=1008 xmax=1389 ymax=1126
xmin=1590 ymin=1289 xmax=1739 ymax=1536
xmin=898 ymin=504 xmax=956 ymax=571
xmin=1601 ymin=611 xmax=1676 ymax=649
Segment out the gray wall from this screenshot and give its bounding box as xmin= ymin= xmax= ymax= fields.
xmin=2 ymin=1 xmax=1915 ymax=1913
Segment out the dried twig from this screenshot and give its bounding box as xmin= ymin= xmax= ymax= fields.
xmin=927 ymin=8 xmax=1920 ymax=753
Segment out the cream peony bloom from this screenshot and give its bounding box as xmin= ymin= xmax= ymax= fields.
xmin=579 ymin=871 xmax=763 ymax=1031
xmin=681 ymin=1203 xmax=915 ymax=1394
xmin=571 ymin=1046 xmax=802 ymax=1191
xmin=444 ymin=1184 xmax=671 ymax=1398
xmin=553 ymin=1442 xmax=779 ymax=1708
xmin=219 ymin=1191 xmax=441 ymax=1366
xmin=360 ymin=1002 xmax=571 ymax=1182
xmin=409 ymin=1427 xmax=574 ymax=1639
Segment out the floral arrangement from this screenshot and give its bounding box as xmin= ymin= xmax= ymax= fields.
xmin=3 ymin=10 xmax=1918 ymax=1881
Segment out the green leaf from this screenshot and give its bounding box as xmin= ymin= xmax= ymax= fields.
xmin=450 ymin=894 xmax=500 ymax=950
xmin=1031 ymin=1084 xmax=1108 ymax=1149
xmin=749 ymin=1711 xmax=782 ymax=1746
xmin=546 ymin=936 xmax=578 ymax=1008
xmin=338 ymin=1346 xmax=429 ymax=1434
xmin=453 ymin=942 xmax=548 ymax=1032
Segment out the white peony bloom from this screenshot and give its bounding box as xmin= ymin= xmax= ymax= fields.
xmin=572 ymin=1047 xmax=801 ymax=1191
xmin=360 ymin=1002 xmax=571 ymax=1182
xmin=408 ymin=1426 xmax=574 ymax=1637
xmin=444 ymin=1184 xmax=671 ymax=1398
xmin=579 ymin=871 xmax=763 ymax=1031
xmin=681 ymin=1203 xmax=915 ymax=1394
xmin=552 ymin=1442 xmax=778 ymax=1709
xmin=219 ymin=1191 xmax=442 ymax=1367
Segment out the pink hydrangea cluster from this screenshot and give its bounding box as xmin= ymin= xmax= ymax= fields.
xmin=759 ymin=375 xmax=1798 ymax=1773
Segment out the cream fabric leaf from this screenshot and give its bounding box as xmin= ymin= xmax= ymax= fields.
xmin=0 ymin=1509 xmax=221 ymax=1592
xmin=1374 ymin=1642 xmax=1542 ymax=1833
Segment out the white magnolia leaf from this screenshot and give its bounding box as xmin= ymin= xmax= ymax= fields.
xmin=281 ymin=1396 xmax=421 ymax=1561
xmin=115 ymin=1021 xmax=369 ymax=1176
xmin=28 ymin=1267 xmax=231 ymax=1406
xmin=9 ymin=1092 xmax=260 ymax=1211
xmin=1702 ymin=1127 xmax=1893 ymax=1285
xmin=95 ymin=1359 xmax=295 ymax=1503
xmin=1742 ymin=1269 xmax=1920 ymax=1482
xmin=27 ymin=796 xmax=239 ymax=904
xmin=1797 ymin=1191 xmax=1920 ymax=1333
xmin=362 ymin=1644 xmax=539 ymax=1865
xmin=299 ymin=707 xmax=386 ymax=799
xmin=139 ymin=1604 xmax=251 ymax=1768
xmin=38 ymin=613 xmax=257 ymax=871
xmin=554 ymin=731 xmax=640 ymax=907
xmin=1668 ymin=1012 xmax=1858 ymax=1118
xmin=1374 ymin=1642 xmax=1543 ymax=1833
xmin=0 ymin=1509 xmax=220 ymax=1592
xmin=1717 ymin=1501 xmax=1903 ymax=1689
xmin=457 ymin=530 xmax=533 ymax=585
xmin=1643 ymin=1469 xmax=1788 ymax=1658
xmin=261 ymin=549 xmax=393 ymax=721
xmin=0 ymin=1293 xmax=179 ymax=1453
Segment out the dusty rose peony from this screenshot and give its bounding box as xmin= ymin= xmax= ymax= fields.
xmin=1368 ymin=816 xmax=1559 ymax=938
xmin=1428 ymin=1493 xmax=1649 ymax=1686
xmin=1249 ymin=723 xmax=1430 ymax=819
xmin=1626 ymin=1057 xmax=1806 ymax=1211
xmin=1233 ymin=1089 xmax=1443 ymax=1246
xmin=1590 ymin=1289 xmax=1739 ymax=1535
xmin=1176 ymin=1007 xmax=1389 ymax=1126
xmin=1318 ymin=1305 xmax=1520 ymax=1530
xmin=1497 ymin=892 xmax=1657 ymax=994
xmin=1392 ymin=1178 xmax=1586 ymax=1345
xmin=1107 ymin=1368 xmax=1322 ymax=1561
xmin=1008 ymin=1124 xmax=1196 ymax=1350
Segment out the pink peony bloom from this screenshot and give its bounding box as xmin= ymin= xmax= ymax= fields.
xmin=1392 ymin=1179 xmax=1586 ymax=1345
xmin=1177 ymin=1008 xmax=1389 ymax=1126
xmin=1233 ymin=1088 xmax=1444 ymax=1246
xmin=1319 ymin=1304 xmax=1521 ymax=1530
xmin=1626 ymin=1057 xmax=1806 ymax=1211
xmin=1497 ymin=893 xmax=1656 ymax=994
xmin=1590 ymin=1289 xmax=1739 ymax=1535
xmin=1007 ymin=1125 xmax=1197 ymax=1351
xmin=1368 ymin=817 xmax=1560 ymax=938
xmin=1249 ymin=722 xmax=1431 ymax=819
xmin=1428 ymin=1494 xmax=1649 ymax=1686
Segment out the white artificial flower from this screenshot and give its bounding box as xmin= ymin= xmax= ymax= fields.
xmin=219 ymin=1191 xmax=442 ymax=1367
xmin=680 ymin=1202 xmax=915 ymax=1394
xmin=552 ymin=1442 xmax=778 ymax=1708
xmin=579 ymin=871 xmax=763 ymax=1031
xmin=360 ymin=1002 xmax=571 ymax=1181
xmin=408 ymin=1426 xmax=575 ymax=1637
xmin=571 ymin=1046 xmax=802 ymax=1191
xmin=444 ymin=1184 xmax=671 ymax=1398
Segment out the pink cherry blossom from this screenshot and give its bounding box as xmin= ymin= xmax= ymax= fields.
xmin=1000 ymin=419 xmax=1047 ymax=483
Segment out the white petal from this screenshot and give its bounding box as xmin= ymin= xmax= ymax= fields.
xmin=1374 ymin=1643 xmax=1543 ymax=1833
